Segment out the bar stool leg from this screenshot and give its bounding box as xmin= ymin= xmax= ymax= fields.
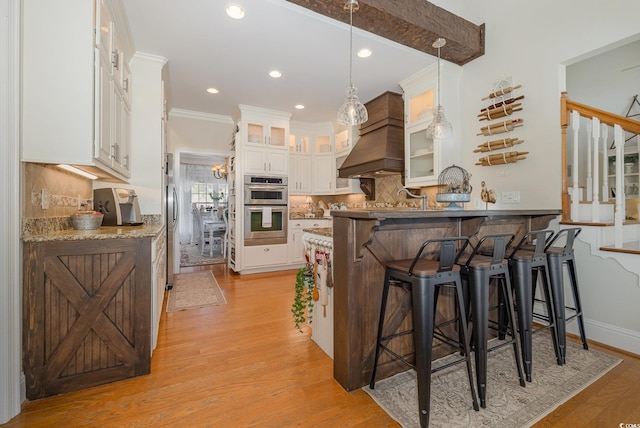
xmin=511 ymin=259 xmax=534 ymax=382
xmin=500 ymin=273 xmax=526 ymax=388
xmin=469 ymin=269 xmax=490 ymax=408
xmin=547 ymin=254 xmax=566 ymax=365
xmin=567 ymin=259 xmax=589 ymax=350
xmin=454 ymin=277 xmax=480 ymax=413
xmin=411 ymin=278 xmax=435 ymax=428
xmin=370 ymin=270 xmax=392 ymax=389
xmin=537 ymin=265 xmax=562 ymax=364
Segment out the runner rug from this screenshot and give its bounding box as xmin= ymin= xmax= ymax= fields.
xmin=364 ymin=333 xmax=621 ymax=428
xmin=166 ymin=271 xmax=227 ymax=312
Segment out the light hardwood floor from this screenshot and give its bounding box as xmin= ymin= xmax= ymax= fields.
xmin=4 ymin=263 xmax=640 ymax=427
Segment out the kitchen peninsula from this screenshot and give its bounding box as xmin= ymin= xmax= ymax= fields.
xmin=330 ymin=208 xmax=561 ymax=391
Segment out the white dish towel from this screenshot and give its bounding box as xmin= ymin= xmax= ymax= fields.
xmin=261 ymin=206 xmax=272 ymax=228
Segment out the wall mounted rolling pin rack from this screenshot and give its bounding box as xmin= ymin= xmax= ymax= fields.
xmin=476 ymin=151 xmax=528 ymax=166
xmin=474 ymin=137 xmax=524 ymax=152
xmin=476 ymin=81 xmax=526 ymax=166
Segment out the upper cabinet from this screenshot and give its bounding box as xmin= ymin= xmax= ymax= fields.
xmin=400 ymin=62 xmax=462 ymax=187
xmin=289 ymin=121 xmax=338 ymax=195
xmin=22 ymin=0 xmax=134 ymax=181
xmin=235 ymin=105 xmax=292 ymax=176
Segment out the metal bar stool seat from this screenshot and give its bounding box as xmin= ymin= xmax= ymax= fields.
xmin=459 ymin=233 xmax=526 ymax=409
xmin=370 ymin=237 xmax=479 ymax=428
xmin=545 ymin=227 xmax=588 ymax=364
xmin=506 ymin=230 xmax=562 ymax=382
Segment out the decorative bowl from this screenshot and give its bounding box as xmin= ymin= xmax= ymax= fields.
xmin=70 ymin=211 xmax=104 ymax=230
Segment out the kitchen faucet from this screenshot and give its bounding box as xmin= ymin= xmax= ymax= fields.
xmin=397 ymin=188 xmax=428 ymax=211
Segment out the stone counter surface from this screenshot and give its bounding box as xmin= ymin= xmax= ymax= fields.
xmin=22 ymin=223 xmax=164 ymax=242
xmin=331 ymin=208 xmax=562 ymax=219
xmin=302 ymin=227 xmax=333 ymax=237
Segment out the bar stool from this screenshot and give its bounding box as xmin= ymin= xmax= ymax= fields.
xmin=370 ymin=237 xmax=479 ymax=428
xmin=545 ymin=227 xmax=588 ymax=364
xmin=507 ymin=230 xmax=562 ymax=381
xmin=459 ymin=233 xmax=526 ymax=409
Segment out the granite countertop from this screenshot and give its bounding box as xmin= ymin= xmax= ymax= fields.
xmin=302 ymin=227 xmax=333 ymax=237
xmin=22 ymin=223 xmax=165 ymax=243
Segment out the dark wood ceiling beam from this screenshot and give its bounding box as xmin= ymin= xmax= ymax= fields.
xmin=285 ymin=0 xmax=484 ymax=65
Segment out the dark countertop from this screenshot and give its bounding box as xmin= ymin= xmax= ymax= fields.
xmin=331 ymin=208 xmax=562 ymax=219
xmin=22 ymin=223 xmax=164 ymax=243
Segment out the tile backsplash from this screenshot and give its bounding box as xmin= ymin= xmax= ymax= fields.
xmin=289 ymin=175 xmax=441 ymax=217
xmin=23 ymin=163 xmax=93 ymax=218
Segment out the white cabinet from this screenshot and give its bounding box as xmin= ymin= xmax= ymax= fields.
xmin=151 ymin=229 xmax=166 ymax=352
xmin=244 ymin=146 xmax=288 ymax=175
xmin=290 ymin=121 xmax=338 ymax=195
xmin=243 ymin=244 xmax=288 ymax=269
xmin=400 ymin=62 xmax=461 ymax=187
xmin=290 ymin=154 xmax=312 ymax=194
xmin=21 ymin=0 xmax=132 ymax=181
xmin=288 ymin=219 xmax=332 ymax=265
xmin=246 ymin=121 xmax=287 ymax=148
xmin=333 ymin=128 xmax=362 ymax=195
xmin=313 ymin=155 xmax=334 ymax=194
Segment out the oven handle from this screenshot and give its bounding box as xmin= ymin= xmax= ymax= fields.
xmin=246 ymin=206 xmax=287 ymax=212
xmin=245 ymin=185 xmax=286 ymax=191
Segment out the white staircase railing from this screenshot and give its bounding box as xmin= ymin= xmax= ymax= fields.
xmin=560 ymin=92 xmax=640 ymax=247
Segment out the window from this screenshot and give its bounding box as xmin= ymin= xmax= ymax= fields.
xmin=191 ymin=182 xmax=229 ymax=210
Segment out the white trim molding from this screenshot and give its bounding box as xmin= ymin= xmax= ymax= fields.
xmin=169 ymin=108 xmax=234 ymax=124
xmin=0 ymin=0 xmax=23 ymax=422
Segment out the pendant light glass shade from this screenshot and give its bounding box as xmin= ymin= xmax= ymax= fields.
xmin=426 ymin=38 xmax=452 ymax=139
xmin=337 ymin=0 xmax=368 ymax=126
xmin=338 ymin=84 xmax=368 ymax=126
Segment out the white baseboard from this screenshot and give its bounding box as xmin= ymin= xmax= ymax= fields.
xmin=533 ymin=302 xmax=639 ymax=355
xmin=566 ymin=318 xmax=640 ymax=356
xmin=20 ymin=372 xmax=25 ymax=404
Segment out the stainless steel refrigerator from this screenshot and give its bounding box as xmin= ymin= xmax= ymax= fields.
xmin=165 ymin=153 xmax=178 ymax=290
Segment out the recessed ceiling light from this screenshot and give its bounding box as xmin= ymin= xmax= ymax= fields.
xmin=226 ymin=4 xmax=245 ymax=19
xmin=295 ymin=105 xmax=305 ymax=110
xmin=206 ymin=87 xmax=219 ymax=94
xmin=269 ymin=70 xmax=282 ymax=78
xmin=358 ymin=48 xmax=372 ymax=58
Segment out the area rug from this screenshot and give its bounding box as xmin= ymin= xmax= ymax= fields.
xmin=364 ymin=333 xmax=621 ymax=428
xmin=180 ymin=243 xmax=226 ymax=267
xmin=166 ymin=271 xmax=227 ymax=312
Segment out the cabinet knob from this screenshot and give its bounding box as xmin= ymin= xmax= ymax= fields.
xmin=264 ymin=248 xmax=270 ymax=252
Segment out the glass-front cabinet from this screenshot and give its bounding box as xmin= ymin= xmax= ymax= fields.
xmin=608 ymin=150 xmax=639 ymax=198
xmin=400 ymin=62 xmax=461 ymax=187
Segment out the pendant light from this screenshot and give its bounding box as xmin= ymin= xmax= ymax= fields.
xmin=337 ymin=0 xmax=368 ymax=126
xmin=425 ymin=37 xmax=453 ymax=139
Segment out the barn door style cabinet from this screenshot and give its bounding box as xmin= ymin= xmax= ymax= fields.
xmin=23 ymin=238 xmax=151 ymax=399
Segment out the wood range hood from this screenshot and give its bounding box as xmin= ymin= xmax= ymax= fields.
xmin=285 ymin=0 xmax=485 ymax=66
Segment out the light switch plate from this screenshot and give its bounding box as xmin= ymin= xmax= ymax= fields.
xmin=502 ymin=191 xmax=520 ymax=204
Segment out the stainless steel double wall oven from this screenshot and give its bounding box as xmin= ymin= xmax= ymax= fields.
xmin=244 ymin=175 xmax=288 ymax=246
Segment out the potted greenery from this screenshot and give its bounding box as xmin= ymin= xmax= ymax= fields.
xmin=292 ymin=266 xmax=314 ymax=332
xmin=209 ymin=191 xmax=221 ymax=208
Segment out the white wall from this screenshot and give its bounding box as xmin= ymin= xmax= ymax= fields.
xmin=449 ymin=0 xmax=640 ymax=210
xmin=450 ymin=0 xmax=640 ymax=354
xmin=168 ymin=109 xmax=234 ymax=154
xmin=567 ymin=39 xmax=640 ymax=114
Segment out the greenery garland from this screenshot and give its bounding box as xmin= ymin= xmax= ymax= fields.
xmin=292 ymin=266 xmax=314 ymax=332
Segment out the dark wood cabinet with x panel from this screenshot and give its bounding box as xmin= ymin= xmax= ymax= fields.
xmin=23 ymin=238 xmax=151 ymax=399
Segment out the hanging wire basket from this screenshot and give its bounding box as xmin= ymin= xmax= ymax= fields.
xmin=436 ymin=165 xmax=472 ymax=209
